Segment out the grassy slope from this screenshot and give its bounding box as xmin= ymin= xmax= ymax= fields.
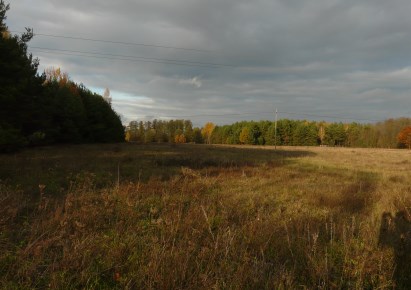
xmin=1 ymin=144 xmax=411 ymax=289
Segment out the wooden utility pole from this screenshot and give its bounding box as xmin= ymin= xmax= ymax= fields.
xmin=274 ymin=108 xmax=278 ymax=149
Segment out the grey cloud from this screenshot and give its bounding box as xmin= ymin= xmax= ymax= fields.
xmin=178 ymin=77 xmax=202 ymax=88
xmin=7 ymin=0 xmax=411 ymax=125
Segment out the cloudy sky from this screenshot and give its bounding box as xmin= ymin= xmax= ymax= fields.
xmin=7 ymin=0 xmax=411 ymax=126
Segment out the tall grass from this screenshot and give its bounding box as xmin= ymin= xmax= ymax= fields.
xmin=1 ymin=144 xmax=410 ymax=288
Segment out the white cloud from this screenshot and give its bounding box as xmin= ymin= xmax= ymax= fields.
xmin=179 ymin=76 xmax=202 ymax=88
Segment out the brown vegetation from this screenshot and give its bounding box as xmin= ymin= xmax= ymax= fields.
xmin=397 ymin=126 xmax=411 ymax=149
xmin=1 ymin=144 xmax=411 ymax=288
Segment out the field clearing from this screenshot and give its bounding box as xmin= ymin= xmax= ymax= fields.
xmin=1 ymin=143 xmax=411 ymax=289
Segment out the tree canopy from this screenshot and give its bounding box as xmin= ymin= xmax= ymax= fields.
xmin=397 ymin=126 xmax=411 ymax=149
xmin=125 ymin=117 xmax=411 ymax=149
xmin=204 ymin=118 xmax=411 ymax=148
xmin=125 ymin=119 xmax=202 ymax=144
xmin=0 ymin=1 xmax=124 ymax=152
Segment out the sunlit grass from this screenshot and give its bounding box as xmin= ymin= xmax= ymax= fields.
xmin=1 ymin=144 xmax=411 ymax=288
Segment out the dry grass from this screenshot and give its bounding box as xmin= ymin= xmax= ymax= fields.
xmin=1 ymin=144 xmax=411 ymax=289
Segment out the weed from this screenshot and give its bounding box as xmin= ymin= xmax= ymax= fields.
xmin=0 ymin=144 xmax=409 ymax=288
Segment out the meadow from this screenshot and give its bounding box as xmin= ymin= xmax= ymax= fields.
xmin=1 ymin=143 xmax=411 ymax=289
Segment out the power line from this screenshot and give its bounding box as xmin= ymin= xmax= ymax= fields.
xmin=29 ymin=46 xmax=234 ymax=68
xmin=10 ymin=30 xmax=211 ymax=52
xmin=277 ymin=111 xmax=383 ymax=122
xmin=164 ymin=111 xmax=273 ymax=118
xmin=30 ymin=48 xmax=226 ymax=69
xmin=148 ymin=110 xmax=384 ymax=122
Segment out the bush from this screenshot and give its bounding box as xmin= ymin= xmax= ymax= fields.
xmin=0 ymin=126 xmax=27 ymax=152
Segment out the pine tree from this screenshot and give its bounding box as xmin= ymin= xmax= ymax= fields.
xmin=0 ymin=1 xmax=43 ymax=151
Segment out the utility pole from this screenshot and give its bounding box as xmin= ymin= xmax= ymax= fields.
xmin=274 ymin=108 xmax=278 ymax=149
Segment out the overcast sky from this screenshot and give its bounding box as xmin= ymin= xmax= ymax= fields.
xmin=7 ymin=0 xmax=411 ymax=126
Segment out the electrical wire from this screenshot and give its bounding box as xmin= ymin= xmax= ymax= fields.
xmin=9 ymin=33 xmax=402 ymax=123
xmin=163 ymin=111 xmax=273 ymax=118
xmin=29 ymin=46 xmax=234 ymax=68
xmin=10 ymin=30 xmax=211 ymax=52
xmin=149 ymin=110 xmax=384 ymax=122
xmin=30 ymin=48 xmax=226 ymax=68
xmin=277 ymin=111 xmax=383 ymax=122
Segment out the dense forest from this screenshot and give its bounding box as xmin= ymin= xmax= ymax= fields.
xmin=0 ymin=1 xmax=124 ymax=152
xmin=209 ymin=118 xmax=411 ymax=148
xmin=126 ymin=117 xmax=411 ymax=148
xmin=125 ymin=119 xmax=203 ymax=144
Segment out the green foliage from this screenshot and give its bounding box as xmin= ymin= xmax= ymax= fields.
xmin=200 ymin=118 xmax=411 ymax=148
xmin=125 ymin=119 xmax=202 ymax=144
xmin=250 ymin=124 xmax=262 ymax=145
xmin=0 ymin=7 xmax=42 ymax=152
xmin=0 ymin=2 xmax=124 ymax=152
xmin=192 ymin=128 xmax=203 ymax=143
xmin=0 ymin=1 xmax=9 ymax=33
xmin=324 ymin=123 xmax=346 ymax=146
xmin=80 ymin=87 xmax=124 ymax=143
xmin=278 ymin=119 xmax=295 ymax=145
xmin=293 ymin=122 xmax=318 ymax=146
xmin=126 ymin=118 xmax=411 ymax=148
xmin=184 ymin=120 xmax=194 ymax=142
xmin=239 ymin=127 xmax=251 ymax=144
xmin=0 ymin=125 xmax=27 ymax=152
xmin=345 ymin=123 xmax=361 ymax=147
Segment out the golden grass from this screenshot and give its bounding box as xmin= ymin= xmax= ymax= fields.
xmin=1 ymin=144 xmax=411 ymax=289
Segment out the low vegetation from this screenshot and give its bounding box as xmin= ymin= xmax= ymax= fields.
xmin=1 ymin=144 xmax=411 ymax=289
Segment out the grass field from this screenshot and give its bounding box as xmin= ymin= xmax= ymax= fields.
xmin=1 ymin=143 xmax=411 ymax=289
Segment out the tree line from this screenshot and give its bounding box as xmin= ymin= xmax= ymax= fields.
xmin=0 ymin=1 xmax=124 ymax=152
xmin=125 ymin=119 xmax=204 ymax=144
xmin=210 ymin=118 xmax=411 ymax=148
xmin=126 ymin=118 xmax=411 ymax=149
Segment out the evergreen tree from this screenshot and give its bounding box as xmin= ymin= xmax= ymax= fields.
xmin=0 ymin=1 xmax=43 ymax=151
xmin=250 ymin=124 xmax=262 ymax=145
xmin=324 ymin=123 xmax=346 ymax=146
xmin=1 ymin=2 xmax=124 ymax=151
xmin=184 ymin=120 xmax=194 ymax=142
xmin=192 ymin=128 xmax=203 ymax=143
